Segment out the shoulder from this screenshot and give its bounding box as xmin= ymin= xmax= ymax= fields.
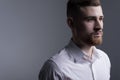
xmin=50 ymin=48 xmax=71 ymax=68
xmin=39 ymin=48 xmax=71 ymax=80
xmin=51 ymin=48 xmax=69 ymax=62
xmin=39 ymin=59 xmax=64 ymax=80
xmin=96 ymin=48 xmax=110 ymax=59
xmin=96 ymin=48 xmax=111 ymax=67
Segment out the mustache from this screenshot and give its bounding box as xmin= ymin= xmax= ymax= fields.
xmin=90 ymin=30 xmax=103 ymax=36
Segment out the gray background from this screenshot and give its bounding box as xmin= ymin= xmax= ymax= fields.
xmin=0 ymin=0 xmax=119 ymax=80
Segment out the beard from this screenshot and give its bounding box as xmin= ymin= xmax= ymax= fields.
xmin=82 ymin=32 xmax=103 ymax=46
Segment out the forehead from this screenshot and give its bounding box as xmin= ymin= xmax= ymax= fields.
xmin=79 ymin=6 xmax=103 ymax=17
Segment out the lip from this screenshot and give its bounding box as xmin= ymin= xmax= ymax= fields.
xmin=93 ymin=35 xmax=102 ymax=37
xmin=93 ymin=32 xmax=103 ymax=37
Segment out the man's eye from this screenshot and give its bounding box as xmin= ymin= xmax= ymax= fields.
xmin=86 ymin=18 xmax=94 ymax=22
xmin=99 ymin=17 xmax=104 ymax=21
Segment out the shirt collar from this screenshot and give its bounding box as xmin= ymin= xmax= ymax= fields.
xmin=65 ymin=40 xmax=101 ymax=63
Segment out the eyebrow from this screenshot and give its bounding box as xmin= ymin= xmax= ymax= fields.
xmin=84 ymin=16 xmax=104 ymax=19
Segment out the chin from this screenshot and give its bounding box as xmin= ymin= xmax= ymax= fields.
xmin=92 ymin=40 xmax=102 ymax=45
xmin=86 ymin=36 xmax=103 ymax=46
xmin=91 ymin=37 xmax=103 ymax=45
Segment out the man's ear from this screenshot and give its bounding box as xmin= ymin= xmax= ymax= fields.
xmin=67 ymin=17 xmax=74 ymax=29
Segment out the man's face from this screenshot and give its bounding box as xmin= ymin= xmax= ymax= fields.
xmin=71 ymin=6 xmax=104 ymax=46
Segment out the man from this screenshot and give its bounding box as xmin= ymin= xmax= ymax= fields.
xmin=39 ymin=0 xmax=111 ymax=80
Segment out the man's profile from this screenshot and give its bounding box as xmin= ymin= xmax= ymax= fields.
xmin=39 ymin=0 xmax=111 ymax=80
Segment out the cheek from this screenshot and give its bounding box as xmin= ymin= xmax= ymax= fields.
xmin=101 ymin=22 xmax=104 ymax=29
xmin=75 ymin=21 xmax=95 ymax=36
xmin=83 ymin=22 xmax=95 ymax=33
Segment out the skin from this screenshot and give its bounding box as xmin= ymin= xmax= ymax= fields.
xmin=67 ymin=6 xmax=104 ymax=57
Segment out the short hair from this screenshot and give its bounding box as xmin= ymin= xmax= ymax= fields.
xmin=67 ymin=0 xmax=101 ymax=18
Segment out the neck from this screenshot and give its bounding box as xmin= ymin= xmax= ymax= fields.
xmin=81 ymin=45 xmax=94 ymax=58
xmin=72 ymin=39 xmax=94 ymax=58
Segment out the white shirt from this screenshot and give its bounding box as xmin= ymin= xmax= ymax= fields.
xmin=39 ymin=40 xmax=111 ymax=80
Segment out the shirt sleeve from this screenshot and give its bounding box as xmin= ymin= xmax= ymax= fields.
xmin=38 ymin=59 xmax=64 ymax=80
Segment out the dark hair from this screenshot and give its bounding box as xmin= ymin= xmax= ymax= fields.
xmin=67 ymin=0 xmax=101 ymax=18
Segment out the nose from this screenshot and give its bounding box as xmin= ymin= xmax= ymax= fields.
xmin=94 ymin=19 xmax=103 ymax=32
